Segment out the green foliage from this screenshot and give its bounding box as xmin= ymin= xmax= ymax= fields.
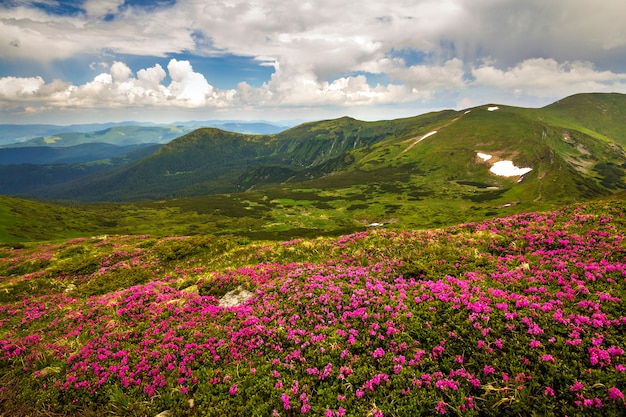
xmin=76 ymin=267 xmax=154 ymax=297
xmin=1 ymin=198 xmax=626 ymax=416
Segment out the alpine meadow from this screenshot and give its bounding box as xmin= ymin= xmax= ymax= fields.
xmin=1 ymin=92 xmax=626 ymax=416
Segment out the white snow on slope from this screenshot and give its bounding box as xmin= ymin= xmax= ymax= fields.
xmin=476 ymin=151 xmax=532 ymax=177
xmin=477 ymin=152 xmax=492 ymax=161
xmin=487 ymin=106 xmax=499 ymax=111
xmin=420 ymin=130 xmax=438 ymax=141
xmin=490 ymin=160 xmax=532 ymax=177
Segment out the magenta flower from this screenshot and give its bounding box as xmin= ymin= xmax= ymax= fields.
xmin=372 ymin=347 xmax=385 ymax=358
xmin=483 ymin=365 xmax=495 ymax=375
xmin=435 ymin=400 xmax=447 ymax=414
xmin=281 ymin=393 xmax=291 ymax=410
xmin=570 ymin=381 xmax=584 ymax=392
xmin=544 ymin=387 xmax=555 ymax=397
xmin=608 ymin=387 xmax=624 ymax=401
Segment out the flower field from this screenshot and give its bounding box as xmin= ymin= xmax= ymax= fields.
xmin=1 ymin=200 xmax=625 ymax=416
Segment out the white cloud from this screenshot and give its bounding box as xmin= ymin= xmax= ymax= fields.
xmin=1 ymin=0 xmax=626 ymax=121
xmin=385 ymin=58 xmax=467 ymax=98
xmin=0 ymin=57 xmax=417 ymax=114
xmin=167 ymin=59 xmax=214 ymax=106
xmin=0 ymin=59 xmax=233 ymax=111
xmin=0 ymin=76 xmax=45 ymax=98
xmin=472 ymin=58 xmax=626 ymax=97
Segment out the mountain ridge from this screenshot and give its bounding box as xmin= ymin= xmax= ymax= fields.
xmin=1 ymin=92 xmax=626 ymax=241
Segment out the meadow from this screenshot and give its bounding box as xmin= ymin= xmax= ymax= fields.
xmin=1 ymin=198 xmax=625 ymax=416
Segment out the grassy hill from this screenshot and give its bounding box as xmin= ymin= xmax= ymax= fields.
xmin=2 ymin=93 xmax=626 ymax=242
xmin=0 ymin=143 xmax=158 ymax=165
xmin=0 ymin=198 xmax=624 ymax=416
xmin=0 ymin=145 xmax=161 ymax=199
xmin=4 ymin=93 xmax=623 ymax=206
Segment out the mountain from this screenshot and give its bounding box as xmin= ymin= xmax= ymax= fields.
xmin=1 ymin=93 xmax=626 ymax=241
xmin=0 ymin=144 xmax=161 ymax=198
xmin=0 ymin=122 xmax=159 ymax=145
xmin=21 ymin=93 xmax=625 ymax=203
xmin=0 ymin=143 xmax=158 ymax=165
xmin=0 ymin=121 xmax=292 ymax=147
xmin=29 ymin=115 xmax=426 ymax=201
xmin=0 ymin=125 xmax=196 ymax=148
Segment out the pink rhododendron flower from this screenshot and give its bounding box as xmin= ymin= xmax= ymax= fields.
xmin=608 ymin=387 xmax=624 ymax=401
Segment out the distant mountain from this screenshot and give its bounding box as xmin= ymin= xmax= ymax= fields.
xmin=0 ymin=144 xmax=160 ymax=197
xmin=2 ymin=93 xmax=626 ymax=211
xmin=0 ymin=120 xmax=293 ymax=147
xmin=0 ymin=122 xmax=159 ymax=146
xmin=175 ymin=121 xmax=294 ymax=134
xmin=0 ymin=125 xmax=197 ymax=148
xmin=0 ymin=143 xmax=158 ymax=165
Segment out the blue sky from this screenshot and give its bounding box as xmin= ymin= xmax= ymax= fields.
xmin=1 ymin=0 xmax=626 ymax=124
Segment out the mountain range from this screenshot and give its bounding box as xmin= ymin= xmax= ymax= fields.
xmin=0 ymin=120 xmax=293 ymax=146
xmin=1 ymin=92 xmax=625 ymax=241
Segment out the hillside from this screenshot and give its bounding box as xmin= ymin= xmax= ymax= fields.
xmin=0 ymin=198 xmax=624 ymax=416
xmin=3 ymin=93 xmax=624 ymax=208
xmin=34 ymin=116 xmax=421 ymax=201
xmin=0 ymin=145 xmax=161 ymax=199
xmin=1 ymin=93 xmax=626 ymax=242
xmin=0 ymin=143 xmax=158 ymax=165
xmin=0 ymin=121 xmax=291 ymax=147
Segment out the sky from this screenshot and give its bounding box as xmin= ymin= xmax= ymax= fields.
xmin=1 ymin=0 xmax=626 ymax=125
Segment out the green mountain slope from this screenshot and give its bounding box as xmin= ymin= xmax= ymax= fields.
xmin=34 ymin=94 xmax=626 ymax=204
xmin=39 ymin=116 xmax=428 ymax=201
xmin=540 ymin=92 xmax=626 ymax=145
xmin=2 ymin=93 xmax=626 ymax=241
xmin=0 ymin=144 xmax=161 ymax=197
xmin=0 ymin=143 xmax=158 ymax=165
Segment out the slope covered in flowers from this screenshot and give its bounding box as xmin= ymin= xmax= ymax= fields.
xmin=1 ymin=201 xmax=625 ymax=416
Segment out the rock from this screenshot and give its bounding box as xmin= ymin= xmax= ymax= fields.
xmin=154 ymin=411 xmax=172 ymax=417
xmin=219 ymin=285 xmax=254 ymax=307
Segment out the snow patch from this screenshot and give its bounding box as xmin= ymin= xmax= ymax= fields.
xmin=420 ymin=130 xmax=438 ymax=141
xmin=477 ymin=152 xmax=492 ymax=161
xmin=464 ymin=110 xmax=471 ymax=114
xmin=487 ymin=106 xmax=499 ymax=111
xmin=490 ymin=161 xmax=532 ymax=177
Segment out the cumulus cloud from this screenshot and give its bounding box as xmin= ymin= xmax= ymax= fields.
xmin=0 ymin=58 xmax=416 ymax=113
xmin=0 ymin=60 xmax=235 ymax=111
xmin=0 ymin=76 xmax=45 ymax=97
xmin=386 ymin=58 xmax=467 ymax=94
xmin=472 ymin=58 xmax=626 ymax=97
xmin=1 ymin=0 xmax=626 ymax=119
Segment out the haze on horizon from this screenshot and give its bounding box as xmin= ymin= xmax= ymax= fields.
xmin=1 ymin=0 xmax=626 ymax=125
